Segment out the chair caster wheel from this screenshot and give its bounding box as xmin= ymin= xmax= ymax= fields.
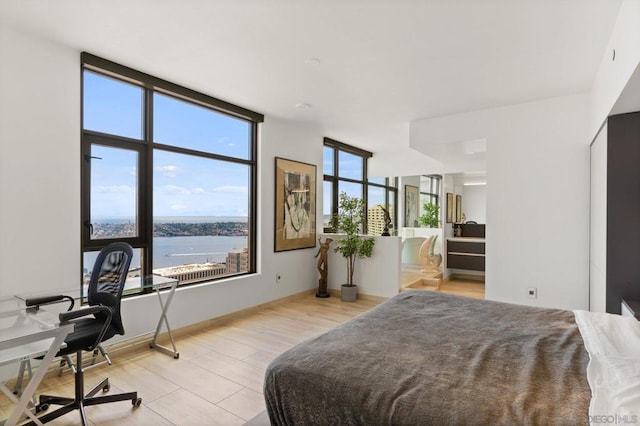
xmin=36 ymin=403 xmax=49 ymax=413
xmin=174 ymin=353 xmax=179 ymax=359
xmin=103 ymin=384 xmax=110 ymax=392
xmin=132 ymin=397 xmax=142 ymax=407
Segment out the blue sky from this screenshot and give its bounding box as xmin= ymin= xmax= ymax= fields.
xmin=86 ymin=71 xmax=371 ymax=220
xmin=84 ymin=71 xmax=250 ymax=218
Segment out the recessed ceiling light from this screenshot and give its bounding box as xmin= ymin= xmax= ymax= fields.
xmin=304 ymin=58 xmax=321 ymax=66
xmin=463 ymin=182 xmax=486 ymax=186
xmin=295 ymin=103 xmax=312 ymax=109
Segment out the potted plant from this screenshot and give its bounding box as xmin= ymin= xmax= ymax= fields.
xmin=419 ymin=203 xmax=440 ymax=228
xmin=330 ymin=192 xmax=376 ymax=302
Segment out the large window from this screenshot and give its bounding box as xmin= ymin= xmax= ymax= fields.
xmin=420 ymin=175 xmax=442 ymax=208
xmin=367 ymin=177 xmax=397 ymax=236
xmin=81 ymin=53 xmax=262 ymax=294
xmin=323 ymin=138 xmax=397 ymax=235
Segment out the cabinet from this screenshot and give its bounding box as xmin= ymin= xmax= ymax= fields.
xmin=592 ymin=112 xmax=640 ymax=314
xmin=447 ymin=239 xmax=485 ymax=271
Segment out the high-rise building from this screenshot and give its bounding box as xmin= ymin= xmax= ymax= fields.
xmin=227 ymin=247 xmax=249 ymax=274
xmin=368 ymin=204 xmax=394 ymax=235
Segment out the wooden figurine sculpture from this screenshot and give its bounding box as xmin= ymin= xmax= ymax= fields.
xmin=419 ymin=235 xmax=442 ymax=273
xmin=315 ymin=237 xmax=333 ymax=298
xmin=380 ymin=206 xmax=392 ymax=236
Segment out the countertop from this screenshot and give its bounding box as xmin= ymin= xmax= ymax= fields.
xmin=447 ymin=237 xmax=485 ymax=243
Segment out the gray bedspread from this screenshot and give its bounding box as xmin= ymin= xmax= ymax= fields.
xmin=264 ymin=290 xmax=591 ymax=425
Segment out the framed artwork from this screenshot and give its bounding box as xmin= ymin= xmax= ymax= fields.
xmin=274 ymin=157 xmax=317 ymax=252
xmin=456 ymin=195 xmax=462 ymax=223
xmin=446 ymin=193 xmax=454 ymax=223
xmin=404 ymin=185 xmax=419 ymax=227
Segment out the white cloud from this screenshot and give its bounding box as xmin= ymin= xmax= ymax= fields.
xmin=156 ymin=165 xmax=180 ymax=178
xmin=93 ymin=185 xmax=135 ymax=194
xmin=192 ymin=187 xmax=205 ymax=194
xmin=170 ymin=204 xmax=187 ymax=211
xmin=212 ymin=185 xmax=248 ymax=195
xmin=160 ymin=185 xmax=191 ymax=195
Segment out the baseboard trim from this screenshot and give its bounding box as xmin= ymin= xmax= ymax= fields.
xmin=327 ymin=288 xmax=388 ymax=303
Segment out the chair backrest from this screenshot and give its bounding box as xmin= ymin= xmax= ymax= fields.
xmin=87 ymin=242 xmax=133 ymax=336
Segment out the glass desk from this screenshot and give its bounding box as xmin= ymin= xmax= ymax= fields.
xmin=0 ymin=297 xmax=74 ymax=426
xmin=138 ymin=275 xmax=180 ymax=359
xmin=18 ymin=274 xmax=180 ymax=359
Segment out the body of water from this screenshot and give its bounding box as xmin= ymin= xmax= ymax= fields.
xmin=83 ymin=235 xmax=247 ymax=272
xmin=153 ymin=235 xmax=247 ymax=268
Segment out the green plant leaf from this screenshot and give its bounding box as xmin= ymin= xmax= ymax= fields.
xmin=330 ymin=192 xmax=376 ymax=285
xmin=418 ymin=203 xmax=440 ymax=228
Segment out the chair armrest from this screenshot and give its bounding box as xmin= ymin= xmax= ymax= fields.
xmin=25 ymin=295 xmax=75 ymax=312
xmin=60 ymin=305 xmax=114 ymax=352
xmin=59 ymin=305 xmax=111 ymax=322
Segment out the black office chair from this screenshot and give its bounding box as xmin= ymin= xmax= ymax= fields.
xmin=24 ymin=242 xmax=141 ymax=425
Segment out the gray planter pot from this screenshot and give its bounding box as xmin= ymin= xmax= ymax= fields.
xmin=341 ymin=284 xmax=358 ymax=302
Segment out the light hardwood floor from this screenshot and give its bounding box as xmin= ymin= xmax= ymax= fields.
xmin=3 ymin=279 xmax=483 ymax=425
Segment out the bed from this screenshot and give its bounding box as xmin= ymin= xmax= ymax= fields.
xmin=264 ymin=290 xmax=640 ymax=425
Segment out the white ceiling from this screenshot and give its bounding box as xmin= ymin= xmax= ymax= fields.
xmin=0 ymin=0 xmax=622 ymax=164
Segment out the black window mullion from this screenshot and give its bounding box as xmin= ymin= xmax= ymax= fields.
xmin=81 ymin=135 xmax=147 ymax=249
xmin=248 ymin=122 xmax=258 ymax=273
xmin=153 ymin=142 xmax=255 ymax=167
xmin=143 ymin=87 xmax=153 ymax=289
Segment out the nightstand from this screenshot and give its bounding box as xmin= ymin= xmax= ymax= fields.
xmin=621 ymin=299 xmax=640 ymax=321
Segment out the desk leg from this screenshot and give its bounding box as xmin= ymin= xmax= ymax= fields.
xmin=149 ymin=286 xmax=179 ymax=359
xmin=4 ymin=331 xmax=69 ymax=426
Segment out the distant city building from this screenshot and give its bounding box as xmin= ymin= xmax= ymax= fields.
xmin=368 ymin=204 xmax=394 ymax=235
xmin=227 ymin=247 xmax=249 ymax=274
xmin=154 ymin=262 xmax=227 ymax=285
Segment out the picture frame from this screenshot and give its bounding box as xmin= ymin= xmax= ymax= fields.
xmin=404 ymin=185 xmax=419 ymax=227
xmin=274 ymin=157 xmax=317 ymax=252
xmin=456 ymin=194 xmax=462 ymax=223
xmin=446 ymin=193 xmax=454 ymax=223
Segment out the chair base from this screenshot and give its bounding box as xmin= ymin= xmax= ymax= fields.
xmin=24 ymin=351 xmax=141 ymax=426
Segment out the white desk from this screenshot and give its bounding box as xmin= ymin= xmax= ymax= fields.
xmin=0 ymin=298 xmax=74 ymax=426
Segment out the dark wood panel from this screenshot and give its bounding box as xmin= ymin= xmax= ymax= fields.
xmin=447 ymin=241 xmax=485 ymax=254
xmin=606 ymin=112 xmax=640 ymax=314
xmin=447 ymin=254 xmax=485 ymax=271
xmin=622 ymin=299 xmax=640 ymax=321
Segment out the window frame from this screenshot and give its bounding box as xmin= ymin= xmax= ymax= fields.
xmin=367 ymin=178 xmax=398 ymax=236
xmin=420 ymin=174 xmax=442 ymax=208
xmin=81 ymin=52 xmax=262 ymax=295
xmin=323 ymin=138 xmax=397 ymax=235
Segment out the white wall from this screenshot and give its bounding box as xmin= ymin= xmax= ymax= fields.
xmin=369 ymin=147 xmax=442 ymax=179
xmin=411 ymin=94 xmax=590 ymax=310
xmin=0 ymin=26 xmax=81 ymax=297
xmin=461 ymin=185 xmax=486 ymax=224
xmin=0 ymin=26 xmax=324 ymax=341
xmin=590 ymin=0 xmax=640 ymax=140
xmin=325 ymin=234 xmax=401 ymax=298
xmin=589 ymin=124 xmax=607 ymax=313
xmin=586 ymin=0 xmax=640 ymax=313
